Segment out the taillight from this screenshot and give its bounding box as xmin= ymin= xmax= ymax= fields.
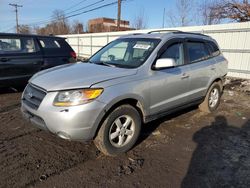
xmin=70 ymin=51 xmax=77 ymax=59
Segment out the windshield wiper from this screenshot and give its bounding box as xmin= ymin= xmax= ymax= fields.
xmin=93 ymin=61 xmax=116 ymax=67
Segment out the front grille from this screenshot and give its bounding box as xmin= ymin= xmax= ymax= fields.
xmin=22 ymin=84 xmax=47 ymax=110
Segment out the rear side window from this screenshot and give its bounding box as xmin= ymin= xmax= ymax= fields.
xmin=207 ymin=41 xmax=220 ymax=57
xmin=186 ymin=42 xmax=210 ymax=63
xmin=39 ymin=38 xmax=61 ymax=49
xmin=0 ymin=37 xmax=38 ymax=54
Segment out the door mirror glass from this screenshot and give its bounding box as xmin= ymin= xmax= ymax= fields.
xmin=154 ymin=58 xmax=177 ymax=69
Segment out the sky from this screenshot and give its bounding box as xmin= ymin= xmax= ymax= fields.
xmin=0 ymin=0 xmax=193 ymax=33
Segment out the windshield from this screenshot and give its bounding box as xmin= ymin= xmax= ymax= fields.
xmin=89 ymin=38 xmax=161 ymax=68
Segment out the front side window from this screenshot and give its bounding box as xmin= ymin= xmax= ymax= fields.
xmin=187 ymin=42 xmax=210 ymax=63
xmin=160 ymin=43 xmax=184 ymax=66
xmin=0 ymin=37 xmax=38 ymax=54
xmin=89 ymin=38 xmax=161 ymax=68
xmin=0 ymin=38 xmax=21 ymax=53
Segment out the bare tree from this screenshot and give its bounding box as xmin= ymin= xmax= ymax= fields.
xmin=167 ymin=0 xmax=194 ymax=27
xmin=71 ymin=20 xmax=84 ymax=34
xmin=34 ymin=26 xmax=44 ymax=35
xmin=210 ymin=0 xmax=250 ymax=22
xmin=199 ymin=0 xmax=221 ymax=25
xmin=18 ymin=25 xmax=32 ymax=34
xmin=35 ymin=10 xmax=71 ymax=35
xmin=51 ymin=10 xmax=71 ymax=34
xmin=132 ymin=9 xmax=148 ymax=30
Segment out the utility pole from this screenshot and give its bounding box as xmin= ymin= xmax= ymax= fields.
xmin=9 ymin=3 xmax=23 ymax=33
xmin=162 ymin=8 xmax=165 ymax=28
xmin=117 ymin=0 xmax=121 ymax=31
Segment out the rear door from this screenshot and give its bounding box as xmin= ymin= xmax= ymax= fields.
xmin=184 ymin=39 xmax=216 ymax=101
xmin=37 ymin=37 xmax=74 ymax=70
xmin=0 ymin=36 xmax=43 ymax=86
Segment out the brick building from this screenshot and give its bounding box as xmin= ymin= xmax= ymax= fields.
xmin=88 ymin=17 xmax=134 ymax=33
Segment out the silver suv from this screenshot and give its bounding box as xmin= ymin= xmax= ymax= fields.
xmin=21 ymin=31 xmax=228 ymax=156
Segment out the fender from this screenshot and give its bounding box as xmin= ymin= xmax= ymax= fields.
xmin=89 ymin=94 xmax=147 ymax=139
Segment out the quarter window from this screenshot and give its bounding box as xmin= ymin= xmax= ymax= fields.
xmin=160 ymin=43 xmax=184 ymax=66
xmin=207 ymin=41 xmax=220 ymax=57
xmin=39 ymin=38 xmax=61 ymax=49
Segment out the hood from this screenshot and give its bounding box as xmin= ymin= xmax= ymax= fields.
xmin=30 ymin=63 xmax=137 ymax=91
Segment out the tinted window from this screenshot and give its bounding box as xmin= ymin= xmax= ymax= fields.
xmin=187 ymin=42 xmax=210 ymax=63
xmin=160 ymin=43 xmax=184 ymax=66
xmin=39 ymin=38 xmax=61 ymax=49
xmin=0 ymin=37 xmax=38 ymax=54
xmin=207 ymin=41 xmax=220 ymax=57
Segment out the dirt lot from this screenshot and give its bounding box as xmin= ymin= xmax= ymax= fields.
xmin=0 ymin=80 xmax=249 ymax=188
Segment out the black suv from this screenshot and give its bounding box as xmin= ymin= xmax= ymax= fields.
xmin=0 ymin=33 xmax=76 ymax=89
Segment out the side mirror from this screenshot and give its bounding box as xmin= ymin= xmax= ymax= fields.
xmin=154 ymin=58 xmax=177 ymax=69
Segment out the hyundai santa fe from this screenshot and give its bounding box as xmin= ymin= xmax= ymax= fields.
xmin=21 ymin=30 xmax=228 ymax=156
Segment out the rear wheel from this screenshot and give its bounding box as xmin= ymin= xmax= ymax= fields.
xmin=94 ymin=104 xmax=141 ymax=156
xmin=199 ymin=82 xmax=222 ymax=113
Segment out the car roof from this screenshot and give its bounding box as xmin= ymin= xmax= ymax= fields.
xmin=0 ymin=32 xmax=65 ymax=39
xmin=120 ymin=30 xmax=214 ymax=42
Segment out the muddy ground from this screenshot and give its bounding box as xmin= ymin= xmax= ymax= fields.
xmin=0 ymin=79 xmax=249 ymax=188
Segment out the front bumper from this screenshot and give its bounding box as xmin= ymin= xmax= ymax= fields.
xmin=21 ymin=91 xmax=106 ymax=141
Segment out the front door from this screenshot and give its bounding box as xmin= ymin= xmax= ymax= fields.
xmin=149 ymin=41 xmax=190 ymax=115
xmin=0 ymin=36 xmax=43 ymax=86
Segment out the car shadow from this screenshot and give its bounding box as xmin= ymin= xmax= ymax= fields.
xmin=181 ymin=116 xmax=250 ymax=188
xmin=136 ymin=106 xmax=198 ymax=146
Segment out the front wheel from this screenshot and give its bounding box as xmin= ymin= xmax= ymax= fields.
xmin=94 ymin=104 xmax=141 ymax=156
xmin=199 ymin=82 xmax=222 ymax=113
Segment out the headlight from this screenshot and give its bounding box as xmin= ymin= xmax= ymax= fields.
xmin=53 ymin=88 xmax=103 ymax=107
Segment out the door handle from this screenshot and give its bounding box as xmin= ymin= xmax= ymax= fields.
xmin=181 ymin=73 xmax=190 ymax=79
xmin=0 ymin=58 xmax=10 ymax=62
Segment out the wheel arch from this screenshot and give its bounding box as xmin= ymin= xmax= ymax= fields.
xmin=92 ymin=96 xmax=146 ymax=139
xmin=206 ymin=77 xmax=223 ymax=94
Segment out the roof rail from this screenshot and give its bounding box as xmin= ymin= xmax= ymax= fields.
xmin=148 ymin=30 xmax=181 ymax=34
xmin=148 ymin=30 xmax=208 ymax=37
xmin=132 ymin=33 xmax=143 ymax=35
xmin=173 ymin=31 xmax=208 ymax=37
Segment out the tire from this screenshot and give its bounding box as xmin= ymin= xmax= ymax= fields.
xmin=199 ymin=81 xmax=222 ymax=113
xmin=94 ymin=104 xmax=141 ymax=156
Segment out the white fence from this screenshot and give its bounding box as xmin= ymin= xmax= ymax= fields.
xmin=60 ymin=22 xmax=250 ymax=79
